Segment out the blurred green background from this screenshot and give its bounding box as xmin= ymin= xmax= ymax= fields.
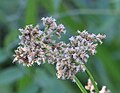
xmin=0 ymin=0 xmax=120 ymax=93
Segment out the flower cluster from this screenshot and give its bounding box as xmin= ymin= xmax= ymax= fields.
xmin=53 ymin=30 xmax=105 ymax=80
xmin=13 ymin=17 xmax=65 ymax=66
xmin=13 ymin=25 xmax=46 ymax=66
xmin=13 ymin=17 xmax=105 ymax=81
xmin=85 ymin=79 xmax=111 ymax=93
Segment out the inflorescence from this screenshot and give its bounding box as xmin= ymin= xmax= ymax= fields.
xmin=13 ymin=17 xmax=106 ymax=81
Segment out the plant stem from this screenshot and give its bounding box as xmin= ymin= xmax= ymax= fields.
xmin=84 ymin=65 xmax=99 ymax=93
xmin=74 ymin=76 xmax=88 ymax=93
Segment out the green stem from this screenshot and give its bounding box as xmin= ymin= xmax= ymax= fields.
xmin=84 ymin=65 xmax=99 ymax=93
xmin=74 ymin=76 xmax=88 ymax=93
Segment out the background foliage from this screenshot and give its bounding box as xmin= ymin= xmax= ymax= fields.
xmin=0 ymin=0 xmax=120 ymax=93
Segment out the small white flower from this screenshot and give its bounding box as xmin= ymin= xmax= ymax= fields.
xmin=73 ymin=53 xmax=77 ymax=59
xmin=69 ymin=36 xmax=74 ymax=41
xmin=99 ymin=86 xmax=111 ymax=93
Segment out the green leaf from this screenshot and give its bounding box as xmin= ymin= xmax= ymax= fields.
xmin=4 ymin=28 xmax=19 ymax=47
xmin=0 ymin=48 xmax=11 ymax=64
xmin=24 ymin=0 xmax=37 ymax=25
xmin=17 ymin=67 xmax=35 ymax=93
xmin=37 ymin=0 xmax=54 ymax=13
xmin=20 ymin=82 xmax=39 ymax=93
xmin=0 ymin=67 xmax=25 ymax=85
xmin=95 ymin=60 xmax=114 ymax=92
xmin=34 ymin=68 xmax=75 ymax=93
xmin=96 ymin=46 xmax=120 ymax=84
xmin=0 ymin=85 xmax=13 ymax=93
xmin=52 ymin=0 xmax=61 ymax=12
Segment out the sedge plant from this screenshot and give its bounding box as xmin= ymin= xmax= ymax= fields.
xmin=13 ymin=17 xmax=110 ymax=93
